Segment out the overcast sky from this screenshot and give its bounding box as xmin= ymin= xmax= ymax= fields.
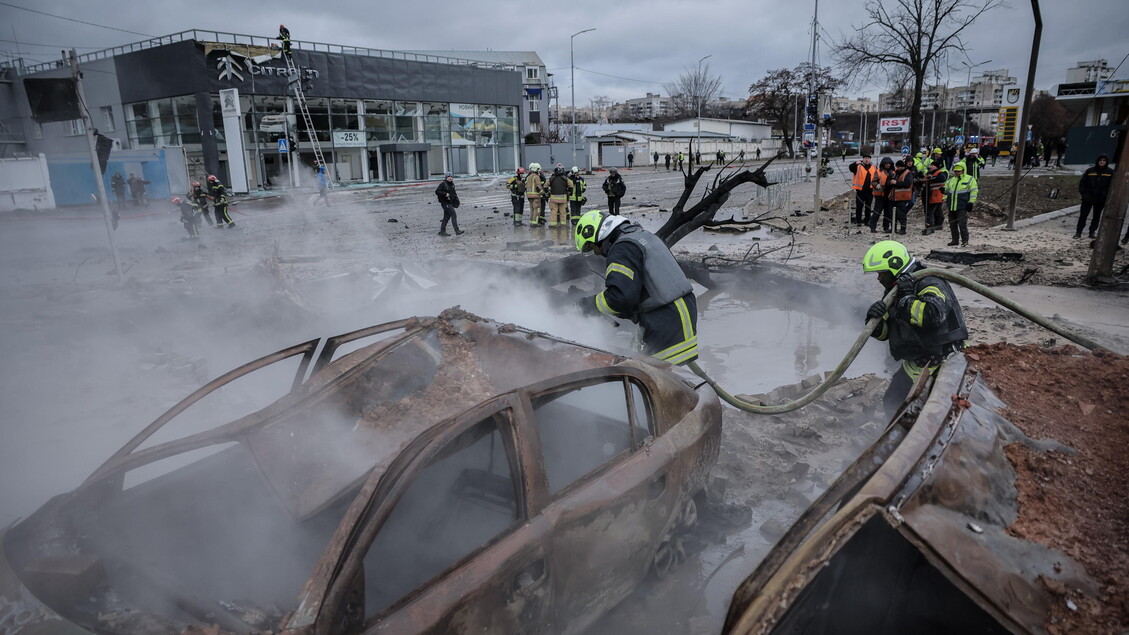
xmin=1 ymin=0 xmax=1127 ymax=108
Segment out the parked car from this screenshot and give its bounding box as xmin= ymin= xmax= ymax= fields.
xmin=0 ymin=309 xmax=721 ymax=635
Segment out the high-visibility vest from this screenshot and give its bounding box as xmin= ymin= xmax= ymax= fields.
xmin=891 ymin=169 xmax=914 ymax=202
xmin=926 ymin=167 xmax=947 ymax=204
xmin=872 ymin=170 xmax=891 ymax=198
xmin=851 ymin=163 xmax=875 ymax=191
xmin=944 ymin=175 xmax=978 ymax=211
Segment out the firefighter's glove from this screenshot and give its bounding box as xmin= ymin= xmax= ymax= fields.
xmin=866 ymin=301 xmax=887 ymax=323
xmin=895 ymin=273 xmax=916 ymax=298
xmin=575 ymin=295 xmax=600 ymax=317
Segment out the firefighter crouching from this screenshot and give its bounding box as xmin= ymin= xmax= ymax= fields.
xmin=574 ymin=210 xmax=699 ymax=366
xmin=862 ymin=240 xmax=967 ymax=417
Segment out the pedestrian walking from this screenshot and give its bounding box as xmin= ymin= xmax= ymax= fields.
xmin=677 ymin=152 xmax=685 ymax=171
xmin=944 ymin=163 xmax=977 ymax=246
xmin=435 ymin=172 xmax=463 ymax=236
xmin=861 ymin=240 xmax=967 ymax=417
xmin=602 ymin=167 xmax=626 ymax=215
xmin=653 ymin=151 xmax=659 ymax=170
xmin=507 ymin=167 xmax=527 ymax=226
xmin=567 ymin=166 xmax=587 ymax=225
xmin=739 ymin=149 xmax=746 ymax=163
xmin=573 ymin=210 xmax=699 ymax=365
xmin=1076 ymin=154 xmax=1113 ymax=239
xmin=207 ymin=175 xmax=235 ymax=228
xmin=664 ymin=154 xmax=671 ymax=171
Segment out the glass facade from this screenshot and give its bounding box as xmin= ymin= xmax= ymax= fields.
xmin=126 ymin=93 xmax=517 ymax=177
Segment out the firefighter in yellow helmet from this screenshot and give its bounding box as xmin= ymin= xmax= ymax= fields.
xmin=862 ymin=240 xmax=967 ymax=416
xmin=574 ymin=210 xmax=698 ymax=365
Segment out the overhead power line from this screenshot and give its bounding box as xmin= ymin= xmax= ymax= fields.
xmin=0 ymin=1 xmax=153 ymax=38
xmin=575 ymin=66 xmax=662 ymax=85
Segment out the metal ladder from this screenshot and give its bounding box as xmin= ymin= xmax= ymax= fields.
xmin=282 ymin=51 xmax=327 ymax=170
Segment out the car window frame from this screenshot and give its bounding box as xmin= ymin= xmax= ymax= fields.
xmin=300 ymin=394 xmax=529 ymax=633
xmin=517 ymin=367 xmax=658 ymax=507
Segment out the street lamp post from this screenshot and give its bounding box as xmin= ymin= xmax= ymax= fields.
xmin=961 ymin=59 xmax=991 ymax=144
xmin=696 ymin=54 xmax=711 ymax=168
xmin=571 ymin=28 xmax=596 ymax=171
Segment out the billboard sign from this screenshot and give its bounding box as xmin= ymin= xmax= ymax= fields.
xmin=880 ymin=117 xmax=910 ymax=133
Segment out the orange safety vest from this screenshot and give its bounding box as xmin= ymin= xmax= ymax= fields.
xmin=872 ymin=170 xmax=891 ymax=198
xmin=926 ymin=167 xmax=946 ymax=204
xmin=851 ymin=163 xmax=876 ymax=191
xmin=891 ymin=169 xmax=914 ymax=202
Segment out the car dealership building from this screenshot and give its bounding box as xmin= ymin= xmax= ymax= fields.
xmin=0 ymin=30 xmax=524 ymax=193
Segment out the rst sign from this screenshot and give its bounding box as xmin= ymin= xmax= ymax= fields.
xmin=880 ymin=117 xmax=910 ymax=133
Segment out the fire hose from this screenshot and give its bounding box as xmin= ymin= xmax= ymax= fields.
xmin=688 ymin=268 xmax=1106 ymax=414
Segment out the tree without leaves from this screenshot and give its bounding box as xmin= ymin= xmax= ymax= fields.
xmin=835 ymin=0 xmax=1005 ymax=154
xmin=1027 ymin=92 xmax=1071 ymax=144
xmin=746 ymin=64 xmax=843 ymax=158
xmin=664 ymin=62 xmax=723 ymax=119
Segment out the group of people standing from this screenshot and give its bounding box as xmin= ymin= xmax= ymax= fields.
xmin=170 ymin=175 xmax=235 ymax=239
xmin=496 ymin=163 xmax=627 ymax=235
xmin=849 ymin=147 xmax=983 ymax=247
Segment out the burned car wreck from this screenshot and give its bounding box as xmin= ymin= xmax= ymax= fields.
xmin=0 ymin=309 xmax=720 ymax=634
xmin=722 ymin=353 xmax=1100 ymax=635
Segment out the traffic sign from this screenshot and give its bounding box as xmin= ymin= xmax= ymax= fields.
xmin=278 ymin=138 xmax=289 ymax=153
xmin=954 ymin=135 xmax=965 ymax=145
xmin=803 ymin=123 xmax=816 ymax=132
xmin=900 ymin=146 xmax=910 ymax=155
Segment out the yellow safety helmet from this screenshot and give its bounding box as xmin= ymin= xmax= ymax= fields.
xmin=862 ymin=240 xmax=912 ymax=276
xmin=574 ymin=210 xmax=629 ymax=252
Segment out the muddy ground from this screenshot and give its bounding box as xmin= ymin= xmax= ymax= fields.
xmin=1 ymin=158 xmax=1127 ymax=633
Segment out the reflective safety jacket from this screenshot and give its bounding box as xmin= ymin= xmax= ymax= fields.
xmin=944 ymin=174 xmax=978 ymax=211
xmin=1079 ymin=159 xmax=1114 ymax=203
xmin=872 ymin=167 xmax=894 ymax=198
xmin=849 ymin=162 xmax=876 ymax=191
xmin=568 ymin=176 xmax=587 ymax=201
xmin=591 ymin=224 xmax=698 ymax=365
xmin=525 ymin=171 xmax=544 ymax=198
xmin=870 ymin=260 xmax=968 ymax=364
xmin=547 ymin=172 xmax=572 ymax=202
xmin=506 ymin=174 xmax=526 ymax=197
xmin=602 ymin=175 xmax=626 ymax=198
xmin=208 ymin=181 xmax=228 ymax=204
xmin=890 ymin=167 xmax=914 ymax=202
xmin=189 ymin=187 xmax=208 ymax=209
xmin=925 ymin=165 xmax=947 ymax=204
xmin=177 ymin=198 xmax=201 ymax=222
xmin=956 ymin=155 xmax=985 ymax=180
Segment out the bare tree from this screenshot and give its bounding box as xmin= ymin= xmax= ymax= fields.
xmin=747 ymin=64 xmax=843 ymax=158
xmin=835 ymin=0 xmax=1005 ymax=154
xmin=589 ymin=95 xmax=612 ymax=123
xmin=664 ymin=62 xmax=723 ymax=119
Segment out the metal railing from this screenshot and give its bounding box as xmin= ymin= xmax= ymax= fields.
xmin=19 ymin=29 xmax=520 ymax=75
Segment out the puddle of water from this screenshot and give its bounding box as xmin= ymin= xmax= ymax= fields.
xmin=697 ymin=291 xmax=889 ymax=394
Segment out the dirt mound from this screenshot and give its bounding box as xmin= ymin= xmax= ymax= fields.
xmin=966 ymin=343 xmax=1129 ymax=634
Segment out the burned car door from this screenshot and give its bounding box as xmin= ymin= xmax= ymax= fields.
xmin=314 ymin=402 xmax=553 ymax=634
xmin=525 ymin=371 xmax=683 ymax=633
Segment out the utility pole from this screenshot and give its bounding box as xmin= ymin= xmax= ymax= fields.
xmin=571 ymin=28 xmax=595 ymax=171
xmin=70 ymin=50 xmax=123 ymax=284
xmin=696 ymin=54 xmax=712 ymax=171
xmin=1006 ymin=0 xmax=1041 ymax=230
xmin=1086 ymin=112 xmax=1128 ymax=282
xmin=810 ymin=0 xmax=822 ymax=211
